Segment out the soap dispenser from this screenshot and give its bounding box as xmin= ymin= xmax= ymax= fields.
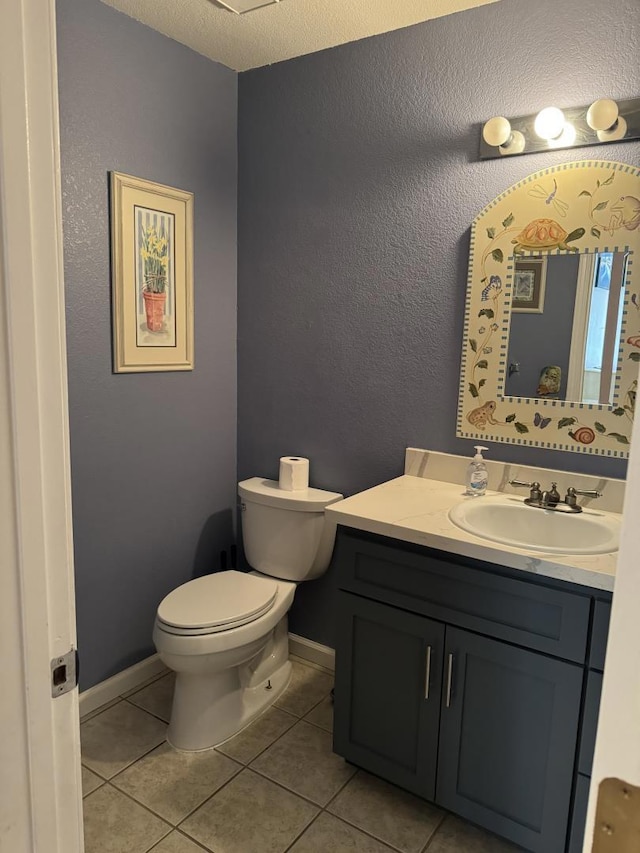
xmin=465 ymin=446 xmax=489 ymax=497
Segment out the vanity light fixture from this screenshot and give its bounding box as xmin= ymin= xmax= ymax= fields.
xmin=479 ymin=96 xmax=640 ymax=159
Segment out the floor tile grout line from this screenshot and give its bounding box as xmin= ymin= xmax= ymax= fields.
xmin=88 ymin=734 xmax=169 ymax=784
xmin=140 ymin=758 xmax=246 ymax=829
xmin=87 ymin=780 xmax=176 ymax=835
xmin=420 ymin=811 xmax=449 ymax=852
xmin=216 ymin=707 xmax=299 ymax=767
xmin=123 ymin=695 xmax=172 ymax=725
xmin=316 ymin=805 xmax=405 ymax=853
xmin=152 ymin=827 xmax=213 ymax=853
xmin=282 ymin=810 xmax=325 ymax=853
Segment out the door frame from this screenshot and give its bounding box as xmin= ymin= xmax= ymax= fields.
xmin=0 ymin=0 xmax=83 ymax=850
xmin=585 ymin=405 xmax=640 ymax=850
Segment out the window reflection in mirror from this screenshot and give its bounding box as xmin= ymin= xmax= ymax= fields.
xmin=503 ymin=251 xmax=629 ymax=405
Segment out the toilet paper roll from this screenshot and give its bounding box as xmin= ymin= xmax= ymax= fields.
xmin=279 ymin=456 xmax=309 ymax=491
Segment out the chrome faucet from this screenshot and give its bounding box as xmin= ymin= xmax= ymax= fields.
xmin=508 ymin=480 xmax=602 ymax=513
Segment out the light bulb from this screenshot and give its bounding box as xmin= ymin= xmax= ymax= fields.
xmin=482 ymin=117 xmax=525 ymax=155
xmin=586 ymin=98 xmax=619 ymax=131
xmin=500 ymin=130 xmax=525 ymax=155
xmin=482 ymin=116 xmax=511 ymax=147
xmin=534 ymin=107 xmax=565 ymax=140
xmin=547 ymin=121 xmax=576 ymax=149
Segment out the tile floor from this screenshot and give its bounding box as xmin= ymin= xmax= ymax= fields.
xmin=81 ymin=658 xmax=523 ymax=853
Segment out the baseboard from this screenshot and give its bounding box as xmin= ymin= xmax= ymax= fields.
xmin=80 ymin=637 xmax=332 ymax=718
xmin=79 ymin=654 xmax=167 ymax=718
xmin=288 ymin=633 xmax=335 ymax=672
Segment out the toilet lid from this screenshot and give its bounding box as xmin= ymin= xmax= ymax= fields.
xmin=157 ymin=571 xmax=278 ymax=632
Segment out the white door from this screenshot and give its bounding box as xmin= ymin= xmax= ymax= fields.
xmin=584 ymin=401 xmax=640 ymax=850
xmin=0 ymin=0 xmax=84 ymax=850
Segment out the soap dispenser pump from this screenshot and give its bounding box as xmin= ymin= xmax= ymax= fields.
xmin=465 ymin=446 xmax=489 ymax=497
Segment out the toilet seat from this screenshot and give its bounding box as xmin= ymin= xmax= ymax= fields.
xmin=156 ymin=570 xmax=278 ymax=636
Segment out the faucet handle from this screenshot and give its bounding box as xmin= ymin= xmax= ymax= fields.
xmin=509 ymin=480 xmax=542 ymax=501
xmin=569 ymin=486 xmax=602 ymax=499
xmin=565 ymin=486 xmax=602 ymax=508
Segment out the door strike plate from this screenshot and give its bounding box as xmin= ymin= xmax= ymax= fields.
xmin=592 ymin=777 xmax=640 ymax=852
xmin=51 ymin=648 xmax=78 ymax=698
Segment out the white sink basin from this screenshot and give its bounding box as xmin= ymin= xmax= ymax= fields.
xmin=448 ymin=496 xmax=620 ymax=555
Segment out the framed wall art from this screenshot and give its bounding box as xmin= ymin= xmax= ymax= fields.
xmin=512 ymin=257 xmax=547 ymax=313
xmin=110 ymin=172 xmax=194 ymax=372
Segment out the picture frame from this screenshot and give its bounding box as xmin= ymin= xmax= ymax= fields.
xmin=110 ymin=172 xmax=194 ymax=372
xmin=512 ymin=257 xmax=547 ymax=313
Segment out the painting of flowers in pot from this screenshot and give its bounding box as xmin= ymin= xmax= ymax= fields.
xmin=111 ymin=172 xmax=193 ymax=372
xmin=135 ymin=210 xmax=175 ymax=344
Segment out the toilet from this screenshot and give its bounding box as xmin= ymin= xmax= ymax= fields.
xmin=153 ymin=476 xmax=343 ymax=751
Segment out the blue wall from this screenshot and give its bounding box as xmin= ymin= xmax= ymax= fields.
xmin=237 ymin=0 xmax=640 ymax=646
xmin=57 ymin=0 xmax=238 ymax=688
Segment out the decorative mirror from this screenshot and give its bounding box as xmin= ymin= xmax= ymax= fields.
xmin=457 ymin=160 xmax=640 ymax=458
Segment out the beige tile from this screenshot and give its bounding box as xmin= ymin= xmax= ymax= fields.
xmin=113 ymin=741 xmax=241 ymax=824
xmin=328 ymin=771 xmax=444 ymax=853
xmin=81 ymin=700 xmax=167 ymax=779
xmin=126 ymin=672 xmax=175 ymax=722
xmin=426 ymin=814 xmax=524 ymax=852
xmin=181 ymin=768 xmax=318 ymax=853
xmin=83 ymin=784 xmax=170 ymax=853
xmin=250 ymin=720 xmax=356 ymax=806
xmin=290 ymin=812 xmax=397 ymax=853
xmin=304 ymin=694 xmax=334 ymax=732
xmin=274 ymin=660 xmax=334 ymax=717
xmin=82 ymin=765 xmax=104 ymax=797
xmin=80 ymin=697 xmax=121 ymax=724
xmin=216 ymin=705 xmax=297 ymax=765
xmin=149 ymin=830 xmax=209 ymax=853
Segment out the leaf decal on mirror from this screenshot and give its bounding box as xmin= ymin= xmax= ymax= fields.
xmin=514 ymin=422 xmax=529 ymax=434
xmin=469 ymin=383 xmax=479 ymax=398
xmin=601 ymin=173 xmax=615 ymax=186
xmin=502 ymin=213 xmax=514 ymax=229
xmin=505 ymin=414 xmax=516 ymax=423
xmin=630 ymin=352 xmax=640 ymax=362
xmin=476 ymin=360 xmax=488 ymax=369
xmin=591 ymin=226 xmax=601 ymax=238
xmin=594 ymin=422 xmax=606 ymax=433
xmin=594 ymin=201 xmax=609 ymax=212
xmin=558 ymin=417 xmax=577 ymax=429
xmin=579 ymin=190 xmax=592 ymax=197
xmin=479 ymin=379 xmax=486 ymax=388
xmin=491 ymin=248 xmax=504 ymax=263
xmin=612 ymin=407 xmax=626 ymax=416
xmin=478 ymin=308 xmax=495 ymax=319
xmin=607 ymin=432 xmax=629 ymax=444
xmin=469 ymin=338 xmax=478 ymax=352
xmin=487 ymin=227 xmax=496 ymax=239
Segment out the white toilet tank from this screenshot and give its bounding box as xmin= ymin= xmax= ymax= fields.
xmin=238 ymin=478 xmax=343 ymax=581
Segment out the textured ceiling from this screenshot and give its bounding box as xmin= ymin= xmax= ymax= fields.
xmin=100 ymin=0 xmax=504 ymax=72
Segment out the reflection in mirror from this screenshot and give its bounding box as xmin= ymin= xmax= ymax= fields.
xmin=503 ymin=252 xmax=629 ymax=405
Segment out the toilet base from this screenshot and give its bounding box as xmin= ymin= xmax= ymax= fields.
xmin=167 ymin=658 xmax=292 ymax=752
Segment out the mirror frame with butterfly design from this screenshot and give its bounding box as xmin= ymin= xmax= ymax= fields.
xmin=457 ymin=160 xmax=640 ymax=458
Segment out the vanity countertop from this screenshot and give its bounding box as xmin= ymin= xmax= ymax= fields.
xmin=326 ymin=474 xmax=617 ymax=592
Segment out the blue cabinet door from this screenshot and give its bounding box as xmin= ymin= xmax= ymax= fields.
xmin=437 ymin=627 xmax=583 ymax=853
xmin=334 ymin=592 xmax=445 ymax=800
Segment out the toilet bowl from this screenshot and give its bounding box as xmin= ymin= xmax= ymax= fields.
xmin=153 ymin=477 xmax=342 ymax=751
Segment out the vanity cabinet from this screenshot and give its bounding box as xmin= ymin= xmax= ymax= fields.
xmin=333 ymin=528 xmax=610 ymax=853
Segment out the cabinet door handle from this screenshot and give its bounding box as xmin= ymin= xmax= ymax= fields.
xmin=424 ymin=645 xmax=432 ymax=700
xmin=445 ymin=653 xmax=454 ymax=708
